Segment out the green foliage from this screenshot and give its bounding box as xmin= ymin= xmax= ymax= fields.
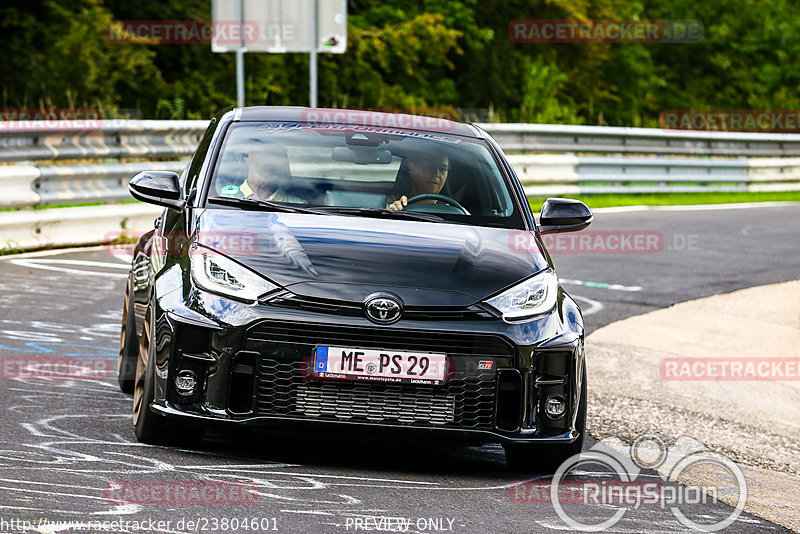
xmin=0 ymin=0 xmax=796 ymax=125
xmin=518 ymin=57 xmax=583 ymax=124
xmin=0 ymin=241 xmax=23 ymax=256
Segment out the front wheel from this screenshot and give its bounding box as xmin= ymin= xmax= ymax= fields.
xmin=132 ymin=306 xmax=206 ymax=446
xmin=505 ymin=362 xmax=587 ymax=472
xmin=117 ymin=277 xmax=138 ymax=394
xmin=133 ymin=307 xmax=169 ymax=443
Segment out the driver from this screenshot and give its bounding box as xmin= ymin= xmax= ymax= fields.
xmin=387 ymin=154 xmax=449 ymax=211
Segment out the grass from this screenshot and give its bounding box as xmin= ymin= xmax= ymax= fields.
xmin=0 ymin=241 xmax=24 ymax=256
xmin=528 ymin=191 xmax=800 ymax=209
xmin=3 ymin=192 xmax=799 ymax=214
xmin=1 ymin=200 xmax=139 ymax=212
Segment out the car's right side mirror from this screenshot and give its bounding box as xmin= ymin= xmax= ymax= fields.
xmin=537 ymin=198 xmax=593 ymax=234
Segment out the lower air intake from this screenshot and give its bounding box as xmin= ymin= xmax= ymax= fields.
xmin=295 ymin=382 xmax=456 ymax=425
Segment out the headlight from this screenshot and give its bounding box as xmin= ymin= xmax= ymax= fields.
xmin=190 ymin=244 xmax=278 ymax=303
xmin=484 ymin=269 xmax=558 ymax=322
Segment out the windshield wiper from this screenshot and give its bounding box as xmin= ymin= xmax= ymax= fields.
xmin=207 ymin=196 xmax=329 ymax=215
xmin=313 ymin=206 xmax=447 ymax=223
xmin=209 ymin=197 xmax=452 ymax=223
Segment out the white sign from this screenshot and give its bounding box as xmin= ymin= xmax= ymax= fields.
xmin=212 ymin=0 xmax=347 ymax=54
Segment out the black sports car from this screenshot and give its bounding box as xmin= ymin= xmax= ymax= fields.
xmin=117 ymin=107 xmax=593 ymax=470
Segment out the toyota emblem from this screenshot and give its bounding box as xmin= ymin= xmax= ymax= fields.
xmin=364 ymin=295 xmax=402 ymax=324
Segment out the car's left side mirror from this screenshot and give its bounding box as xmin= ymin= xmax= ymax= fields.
xmin=128 ymin=171 xmax=185 ymax=210
xmin=537 ymin=198 xmax=593 ymax=234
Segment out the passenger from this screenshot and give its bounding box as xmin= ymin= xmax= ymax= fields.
xmin=238 ymin=145 xmax=304 ymax=203
xmin=387 ymin=154 xmax=450 ymax=211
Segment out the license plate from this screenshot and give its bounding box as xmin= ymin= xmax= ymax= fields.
xmin=313 ymin=346 xmax=448 ymax=385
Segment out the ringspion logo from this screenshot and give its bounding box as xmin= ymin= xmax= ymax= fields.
xmin=510 ymin=435 xmax=746 ymax=532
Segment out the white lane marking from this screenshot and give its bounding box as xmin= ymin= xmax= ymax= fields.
xmin=114 ymin=253 xmax=133 ymax=264
xmin=572 ymin=295 xmax=604 ymax=315
xmin=20 ymin=423 xmax=53 ymax=437
xmin=92 ymin=504 xmax=142 ymax=516
xmin=280 ymin=510 xmax=335 ymax=516
xmin=0 ymin=245 xmax=109 ymax=260
xmin=182 ymin=470 xmax=441 ymax=485
xmin=562 ymin=278 xmax=642 ymax=292
xmin=8 ymin=258 xmax=128 ymax=278
xmin=178 ymin=463 xmax=301 ymax=470
xmin=0 ymin=484 xmax=108 ymax=502
xmin=0 ymin=478 xmax=114 ymax=495
xmin=13 ymin=259 xmax=129 ymax=269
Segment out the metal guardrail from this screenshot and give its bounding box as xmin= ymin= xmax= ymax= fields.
xmin=0 ymin=120 xmax=206 ymax=162
xmin=1 ymin=119 xmax=800 ymax=251
xmin=482 ymin=123 xmax=800 ymax=156
xmin=5 ymin=120 xmax=800 ymax=161
xmin=0 ymin=161 xmax=186 ymax=209
xmin=508 ymin=154 xmax=800 ymax=196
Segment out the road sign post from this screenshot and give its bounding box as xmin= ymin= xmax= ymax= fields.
xmin=211 ymin=0 xmax=347 ymax=108
xmin=235 ymin=0 xmax=245 ymax=107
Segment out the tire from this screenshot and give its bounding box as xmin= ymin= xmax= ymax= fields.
xmin=133 ymin=307 xmax=169 ymax=443
xmin=117 ymin=277 xmax=138 ymax=393
xmin=133 ymin=306 xmax=206 ymax=446
xmin=505 ymin=362 xmax=587 ymax=472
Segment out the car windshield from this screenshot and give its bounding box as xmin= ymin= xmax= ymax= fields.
xmin=207 ymin=122 xmax=522 ymax=228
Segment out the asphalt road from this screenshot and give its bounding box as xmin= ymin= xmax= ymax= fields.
xmin=0 ymin=204 xmax=797 ymax=533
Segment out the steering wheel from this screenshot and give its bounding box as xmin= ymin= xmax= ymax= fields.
xmin=404 ymin=193 xmax=470 ymax=215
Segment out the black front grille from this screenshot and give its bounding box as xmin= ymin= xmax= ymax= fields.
xmin=246 ymin=321 xmax=515 ymax=358
xmin=247 ymin=321 xmax=514 ymax=430
xmin=268 ymin=293 xmax=494 ymax=321
xmin=255 ymin=359 xmax=497 ymax=428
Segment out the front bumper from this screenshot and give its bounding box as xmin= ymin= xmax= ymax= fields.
xmin=152 ymin=402 xmax=580 ymax=445
xmin=150 ymin=285 xmax=586 ymax=446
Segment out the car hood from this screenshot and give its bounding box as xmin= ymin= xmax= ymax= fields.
xmin=195 ymin=209 xmax=549 ymax=306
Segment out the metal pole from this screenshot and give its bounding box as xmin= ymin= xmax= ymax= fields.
xmin=236 ymin=0 xmax=245 ymax=107
xmin=309 ymin=0 xmax=318 ymax=108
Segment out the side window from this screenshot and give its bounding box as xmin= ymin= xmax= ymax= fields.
xmin=178 ymin=165 xmax=190 ymax=191
xmin=183 ymin=118 xmax=217 ymax=195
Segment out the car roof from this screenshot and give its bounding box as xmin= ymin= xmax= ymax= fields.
xmin=234 ymin=106 xmax=481 ymax=138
